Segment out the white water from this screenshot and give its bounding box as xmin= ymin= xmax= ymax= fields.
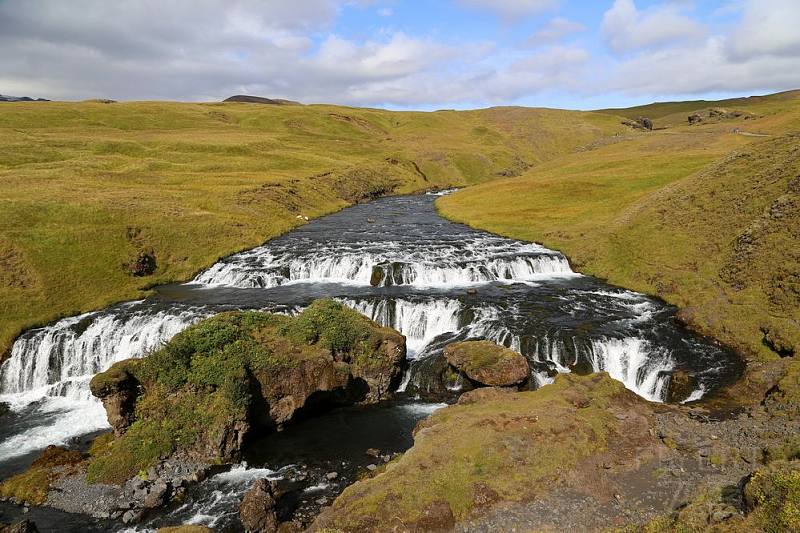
xmin=0 ymin=304 xmax=207 ymax=460
xmin=193 ymin=238 xmax=576 ymax=289
xmin=340 ymin=298 xmax=464 ymax=357
xmin=588 ymin=337 xmax=672 ymax=402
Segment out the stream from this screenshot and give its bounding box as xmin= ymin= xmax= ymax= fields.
xmin=0 ymin=191 xmax=742 ymax=531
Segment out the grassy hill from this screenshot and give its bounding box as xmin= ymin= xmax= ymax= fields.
xmin=0 ymin=100 xmax=622 ymax=355
xmin=440 ymin=90 xmax=800 ymax=370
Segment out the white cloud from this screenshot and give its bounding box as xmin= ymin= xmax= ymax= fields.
xmin=727 ymin=0 xmax=800 ymax=61
xmin=603 ymin=0 xmax=800 ymax=97
xmin=601 ymin=0 xmax=706 ymax=54
xmin=526 ymin=17 xmax=585 ymax=47
xmin=457 ymin=0 xmax=559 ymax=19
xmin=377 ymin=7 xmax=393 ymax=17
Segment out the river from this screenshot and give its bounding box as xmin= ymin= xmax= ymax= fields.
xmin=0 ymin=191 xmax=742 ymax=531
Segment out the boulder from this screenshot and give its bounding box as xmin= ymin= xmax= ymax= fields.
xmin=667 ymin=368 xmax=698 ymax=403
xmin=143 ymin=480 xmax=169 ymax=509
xmin=0 ymin=401 xmax=9 ymax=418
xmin=444 ymin=341 xmax=529 ymax=387
xmin=239 ymin=479 xmax=278 ymax=533
xmin=688 ymin=113 xmax=703 ymax=125
xmin=124 ymin=250 xmax=157 ymax=277
xmin=89 ymin=361 xmax=140 ymax=436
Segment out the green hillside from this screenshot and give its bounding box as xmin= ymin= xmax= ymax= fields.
xmin=0 ymin=100 xmax=622 ymax=355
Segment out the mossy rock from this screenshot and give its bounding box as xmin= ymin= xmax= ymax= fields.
xmin=444 ymin=340 xmax=529 ymax=387
xmin=666 ymin=368 xmax=698 ymax=403
xmin=87 ymin=300 xmax=406 ymax=484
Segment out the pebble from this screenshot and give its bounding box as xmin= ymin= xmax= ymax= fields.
xmin=366 ymin=464 xmax=377 ymax=471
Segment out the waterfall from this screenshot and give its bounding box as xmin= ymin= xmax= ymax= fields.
xmin=1 ymin=303 xmax=207 ymax=403
xmin=587 ymin=337 xmax=673 ymax=402
xmin=0 ymin=303 xmax=208 ymax=460
xmin=192 ymin=234 xmax=577 ymax=289
xmin=340 ymin=298 xmax=464 ymax=357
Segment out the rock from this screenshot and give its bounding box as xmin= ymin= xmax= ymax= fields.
xmin=2 ymin=519 xmax=39 ymax=533
xmin=143 ymin=480 xmax=169 ymax=508
xmin=472 ymin=483 xmax=499 ymax=508
xmin=366 ymin=448 xmax=380 ymax=457
xmin=444 ymin=340 xmax=529 ymax=387
xmin=325 ymin=472 xmax=338 ymax=480
xmin=122 ymin=510 xmax=143 ymax=524
xmin=123 ymin=250 xmax=157 ymax=277
xmin=413 ymin=500 xmax=455 ymax=531
xmin=239 ymin=479 xmax=278 ymax=533
xmin=457 ymin=386 xmax=517 ymax=405
xmin=0 ymin=402 xmax=9 ymax=418
xmin=366 ymin=464 xmax=377 ymax=471
xmin=622 ymin=117 xmax=654 ymax=131
xmin=89 ymin=360 xmax=140 ymax=436
xmin=688 ymin=113 xmax=703 ymax=125
xmin=466 ymin=288 xmax=477 ymax=295
xmin=666 ymin=369 xmax=698 ymax=403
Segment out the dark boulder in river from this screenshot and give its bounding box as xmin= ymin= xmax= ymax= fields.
xmin=239 ymin=478 xmax=278 ymax=533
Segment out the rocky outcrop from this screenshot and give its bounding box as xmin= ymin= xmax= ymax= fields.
xmin=123 ymin=250 xmax=157 ymax=277
xmin=666 ymin=368 xmax=698 ymax=403
xmin=89 ymin=361 xmax=141 ymax=436
xmin=239 ymin=479 xmax=278 ymax=533
xmin=622 ymin=116 xmax=653 ymax=131
xmin=86 ymin=301 xmax=406 ymax=484
xmin=444 ymin=340 xmax=529 ymax=387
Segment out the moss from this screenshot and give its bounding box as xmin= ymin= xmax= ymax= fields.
xmin=0 ymin=446 xmax=84 ymax=505
xmin=746 ymin=460 xmax=800 ymax=532
xmin=315 ymin=373 xmax=641 ymax=530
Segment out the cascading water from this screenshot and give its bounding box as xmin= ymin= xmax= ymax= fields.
xmin=0 ymin=192 xmax=741 ymax=530
xmin=0 ymin=303 xmax=211 ymax=460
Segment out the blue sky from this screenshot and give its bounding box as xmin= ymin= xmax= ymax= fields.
xmin=2 ymin=0 xmax=799 ymax=109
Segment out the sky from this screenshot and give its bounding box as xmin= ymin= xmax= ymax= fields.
xmin=1 ymin=0 xmax=800 ymax=110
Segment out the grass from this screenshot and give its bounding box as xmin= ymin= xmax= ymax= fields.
xmin=439 ymin=91 xmax=800 ymax=366
xmin=0 ymin=100 xmax=623 ymax=357
xmin=0 ymin=446 xmax=84 ymax=505
xmin=315 ymin=373 xmax=642 ymax=530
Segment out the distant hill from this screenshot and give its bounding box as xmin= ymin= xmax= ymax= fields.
xmin=223 ymin=95 xmax=300 ymax=105
xmin=597 ymin=89 xmax=800 ymax=120
xmin=0 ymin=94 xmax=50 ymax=102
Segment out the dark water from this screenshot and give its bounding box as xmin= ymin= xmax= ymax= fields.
xmin=0 ymin=192 xmax=743 ymax=531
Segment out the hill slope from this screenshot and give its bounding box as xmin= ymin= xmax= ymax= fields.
xmin=0 ymin=101 xmax=622 ymax=355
